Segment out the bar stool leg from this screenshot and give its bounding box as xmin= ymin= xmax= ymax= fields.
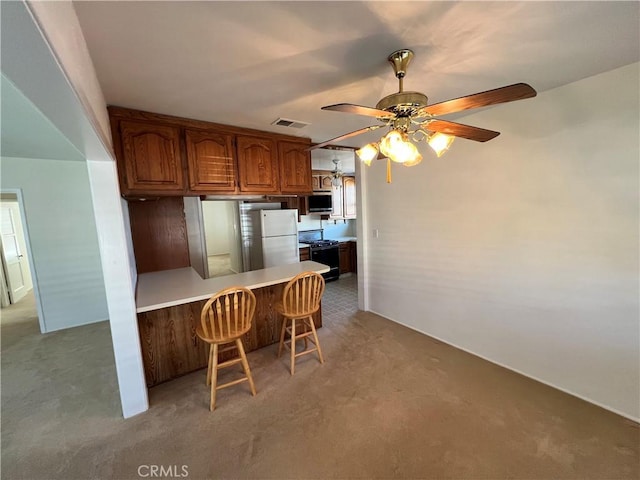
xmin=308 ymin=315 xmax=324 ymax=364
xmin=206 ymin=344 xmax=214 ymax=386
xmin=290 ymin=318 xmax=296 ymax=375
xmin=236 ymin=339 xmax=256 ymax=396
xmin=210 ymin=343 xmax=219 ymax=411
xmin=278 ymin=317 xmax=287 ymax=358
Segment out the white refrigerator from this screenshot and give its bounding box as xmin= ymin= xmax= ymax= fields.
xmin=248 ymin=209 xmax=300 ymax=270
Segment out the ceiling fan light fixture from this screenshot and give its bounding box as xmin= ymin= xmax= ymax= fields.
xmin=403 ymin=148 xmax=423 ymax=167
xmin=379 ymin=130 xmax=408 ymax=163
xmin=427 ymin=132 xmax=455 ymax=157
xmin=379 ymin=130 xmax=423 ymax=165
xmin=314 ymin=48 xmax=537 ymax=184
xmin=356 ymin=143 xmax=378 ymax=166
xmin=330 ymin=158 xmax=344 ymax=186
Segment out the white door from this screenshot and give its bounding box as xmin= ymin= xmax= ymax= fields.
xmin=0 ymin=205 xmax=28 ymax=303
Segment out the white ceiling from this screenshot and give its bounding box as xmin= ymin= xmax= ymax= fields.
xmin=73 ymin=1 xmax=639 ymax=151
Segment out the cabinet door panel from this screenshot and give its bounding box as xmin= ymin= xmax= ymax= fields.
xmin=185 ymin=129 xmax=237 ymax=192
xmin=120 ymin=120 xmax=184 ymax=193
xmin=278 ymin=141 xmax=312 ymax=194
xmin=331 ymin=185 xmax=343 ymax=218
xmin=236 ymin=136 xmax=279 ymax=193
xmin=343 ymin=176 xmax=357 ymax=218
xmin=350 ymin=241 xmax=357 ymax=273
xmin=339 ymin=243 xmax=351 ymax=274
xmin=320 ymin=175 xmax=334 ymax=191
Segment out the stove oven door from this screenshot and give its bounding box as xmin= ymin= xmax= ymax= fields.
xmin=310 ymin=246 xmax=340 ymax=281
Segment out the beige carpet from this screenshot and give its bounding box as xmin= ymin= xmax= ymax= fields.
xmin=1 ymin=276 xmax=638 ymax=479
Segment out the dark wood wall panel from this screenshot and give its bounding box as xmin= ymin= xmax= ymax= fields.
xmin=128 ymin=197 xmax=190 ymax=273
xmin=138 ymin=283 xmax=322 ymax=387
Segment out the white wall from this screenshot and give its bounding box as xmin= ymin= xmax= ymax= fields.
xmin=226 ymin=201 xmax=242 ymax=273
xmin=2 ymin=0 xmax=147 ymax=418
xmin=120 ymin=197 xmax=137 ymax=287
xmin=364 ymin=63 xmax=639 ymax=420
xmin=86 ymin=159 xmax=148 ymax=418
xmin=202 ymin=201 xmax=232 ymax=255
xmin=26 ymin=0 xmax=112 ymax=150
xmin=183 ymin=197 xmax=207 ymax=279
xmin=0 ymin=157 xmax=109 ymax=332
xmin=298 ymin=215 xmax=356 ymax=239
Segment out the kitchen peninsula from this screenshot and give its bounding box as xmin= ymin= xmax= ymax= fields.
xmin=136 ymin=261 xmax=329 ymax=386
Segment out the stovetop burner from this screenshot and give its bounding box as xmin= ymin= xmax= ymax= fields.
xmin=302 ymin=239 xmax=339 ymax=248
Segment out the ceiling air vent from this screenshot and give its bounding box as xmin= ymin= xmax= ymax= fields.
xmin=271 ymin=118 xmax=310 ymax=129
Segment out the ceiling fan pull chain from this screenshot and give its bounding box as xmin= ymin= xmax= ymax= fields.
xmin=386 ymin=158 xmax=392 ymax=183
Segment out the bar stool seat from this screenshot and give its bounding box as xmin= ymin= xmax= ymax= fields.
xmin=277 ymin=271 xmax=325 ymax=375
xmin=196 ymin=286 xmax=257 ymax=411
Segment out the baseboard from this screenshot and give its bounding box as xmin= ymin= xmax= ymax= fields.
xmin=368 ymin=308 xmax=640 ymax=424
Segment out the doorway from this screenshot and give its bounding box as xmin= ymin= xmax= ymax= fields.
xmin=201 ymin=200 xmax=243 ymax=277
xmin=0 ymin=191 xmax=43 ymax=332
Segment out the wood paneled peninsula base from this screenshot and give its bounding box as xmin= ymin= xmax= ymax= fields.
xmin=135 ymin=262 xmax=329 ymax=387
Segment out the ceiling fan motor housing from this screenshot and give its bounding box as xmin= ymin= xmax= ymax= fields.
xmin=376 ymin=91 xmax=429 ymax=116
xmin=378 ymin=49 xmax=429 ymax=116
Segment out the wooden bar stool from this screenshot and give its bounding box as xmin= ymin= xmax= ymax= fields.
xmin=196 ymin=286 xmax=257 ymax=411
xmin=277 ymin=271 xmax=325 ymax=375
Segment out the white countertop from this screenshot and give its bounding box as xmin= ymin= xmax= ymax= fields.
xmin=136 ymin=261 xmax=330 ymax=313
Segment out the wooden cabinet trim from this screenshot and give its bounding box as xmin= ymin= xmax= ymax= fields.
xmin=108 ymin=105 xmax=310 ymax=144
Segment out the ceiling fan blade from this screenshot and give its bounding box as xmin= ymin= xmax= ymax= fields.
xmin=309 ymin=125 xmax=384 ymax=150
xmin=428 ymin=120 xmax=500 ymax=142
xmin=422 ymin=83 xmax=537 ymax=117
xmin=321 ymin=103 xmax=395 ymax=119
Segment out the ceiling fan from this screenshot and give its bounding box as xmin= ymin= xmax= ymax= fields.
xmin=311 ymin=49 xmax=537 ymax=181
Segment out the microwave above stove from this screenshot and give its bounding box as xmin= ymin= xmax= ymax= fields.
xmin=307 ymin=193 xmax=333 ymax=213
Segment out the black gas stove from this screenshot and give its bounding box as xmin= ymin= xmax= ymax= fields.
xmin=302 ymin=239 xmax=340 ymax=250
xmin=298 ymin=230 xmax=340 ymax=281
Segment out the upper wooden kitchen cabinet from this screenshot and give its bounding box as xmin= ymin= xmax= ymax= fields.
xmin=236 ymin=135 xmax=280 ymax=193
xmin=278 ymin=140 xmax=313 ymax=194
xmin=342 ymin=175 xmax=356 ymax=219
xmin=109 ymin=106 xmax=313 ymax=197
xmin=116 ymin=119 xmax=185 ymax=195
xmin=184 ymin=129 xmax=237 ymax=193
xmin=311 ymin=171 xmax=334 ymax=192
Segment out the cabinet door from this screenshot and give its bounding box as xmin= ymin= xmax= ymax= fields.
xmin=185 ymin=129 xmax=237 ymax=193
xmin=278 ymin=141 xmax=312 ymax=194
xmin=339 ymin=243 xmax=351 ymax=274
xmin=120 ymin=120 xmax=184 ymax=193
xmin=343 ymin=176 xmax=357 ymax=219
xmin=331 ymin=184 xmax=343 ymax=218
xmin=350 ymin=241 xmax=357 ymax=273
xmin=236 ymin=135 xmax=279 ymax=193
xmin=128 ymin=197 xmax=190 ymax=273
xmin=320 ymin=175 xmax=334 ymax=191
xmin=311 ymin=175 xmax=320 ymax=191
